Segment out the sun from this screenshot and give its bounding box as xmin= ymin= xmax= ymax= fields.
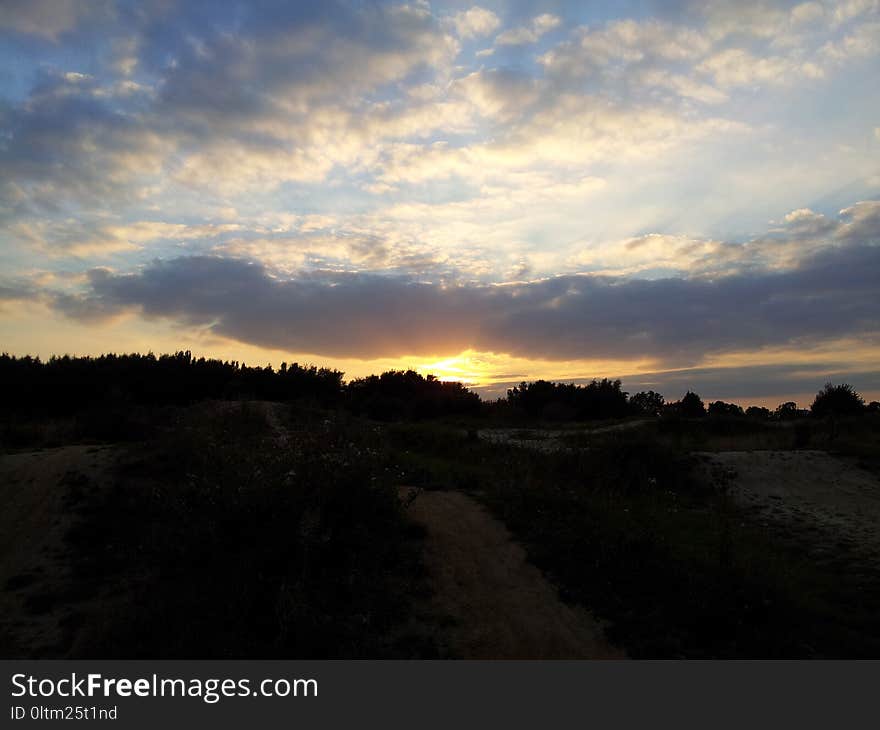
xmin=416 ymin=353 xmax=490 ymax=385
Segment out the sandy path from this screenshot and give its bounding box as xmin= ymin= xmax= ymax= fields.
xmin=698 ymin=450 xmax=880 ymax=559
xmin=400 ymin=487 xmax=623 ymax=659
xmin=0 ymin=445 xmax=115 ymax=656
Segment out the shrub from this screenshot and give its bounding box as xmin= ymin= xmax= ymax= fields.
xmin=62 ymin=405 xmax=428 ymax=658
xmin=811 ymin=382 xmax=865 ymax=417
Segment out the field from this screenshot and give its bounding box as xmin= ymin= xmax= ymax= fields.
xmin=2 ymin=399 xmax=879 ymax=658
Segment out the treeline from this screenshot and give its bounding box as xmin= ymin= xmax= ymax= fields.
xmin=0 ymin=352 xmax=477 ymax=420
xmin=502 ymin=379 xmax=879 ymax=421
xmin=1 ymin=352 xmax=876 ymax=423
xmin=347 ymin=370 xmax=479 ymax=420
xmin=0 ymin=352 xmax=343 ymax=412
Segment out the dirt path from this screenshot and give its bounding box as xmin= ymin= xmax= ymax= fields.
xmin=698 ymin=450 xmax=880 ymax=560
xmin=0 ymin=445 xmax=116 ymax=656
xmin=400 ymin=487 xmax=623 ymax=659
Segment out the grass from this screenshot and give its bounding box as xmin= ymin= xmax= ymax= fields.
xmin=59 ymin=402 xmax=435 ymax=658
xmin=823 ymin=413 xmax=880 ymax=474
xmin=10 ymin=403 xmax=880 ymax=658
xmin=0 ymin=403 xmax=172 ymax=451
xmin=381 ymin=420 xmax=880 ymax=658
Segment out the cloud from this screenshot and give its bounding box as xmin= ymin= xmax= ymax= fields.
xmin=449 ymin=6 xmax=500 ymax=39
xmin=450 ymin=68 xmax=540 ymax=122
xmin=538 ymin=19 xmax=710 ymax=80
xmin=572 ymin=200 xmax=880 ymax=277
xmin=0 ymin=2 xmax=464 ymax=209
xmin=539 ymin=7 xmax=878 ymax=97
xmin=2 ymin=0 xmax=880 ymax=376
xmin=496 ymin=14 xmax=560 ymax=46
xmin=0 ymin=70 xmax=170 ymax=217
xmin=5 ymin=216 xmax=247 ymax=256
xmin=0 ymin=0 xmax=111 ymax=41
xmin=158 ymin=4 xmax=459 ymax=123
xmin=54 ymin=230 xmax=880 ymax=365
xmin=2 ymin=0 xmax=875 ymax=239
xmin=790 ymin=2 xmax=825 ymax=26
xmin=697 ymin=47 xmax=815 ymax=86
xmin=0 ymin=278 xmax=36 ymax=302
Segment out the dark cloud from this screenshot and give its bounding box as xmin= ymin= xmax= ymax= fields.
xmin=0 ymin=71 xmax=164 ymax=217
xmin=55 ymin=239 xmax=880 ymax=363
xmin=0 ymin=0 xmax=114 ymax=41
xmin=0 ymin=279 xmax=36 ymax=302
xmin=158 ymin=2 xmax=451 ymax=116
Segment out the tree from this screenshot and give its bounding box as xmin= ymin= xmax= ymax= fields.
xmin=810 ymin=382 xmax=865 ymax=417
xmin=745 ymin=405 xmax=771 ymax=419
xmin=506 ymin=378 xmax=629 ymax=420
xmin=679 ymin=391 xmax=706 ymax=418
xmin=347 ymin=369 xmax=479 ymax=420
xmin=774 ymin=401 xmax=799 ymax=420
xmin=629 ymin=390 xmax=665 ymax=417
xmin=708 ymin=400 xmax=744 ymax=417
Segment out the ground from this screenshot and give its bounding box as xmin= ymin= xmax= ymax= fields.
xmin=400 ymin=486 xmax=623 ymax=659
xmin=698 ymin=450 xmax=880 ymax=560
xmin=0 ymin=445 xmax=115 ymax=656
xmin=1 ymin=407 xmax=879 ymax=658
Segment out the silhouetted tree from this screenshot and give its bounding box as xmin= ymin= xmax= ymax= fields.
xmin=347 ymin=369 xmax=479 ymax=421
xmin=678 ymin=391 xmax=706 ymax=418
xmin=507 ymin=378 xmax=629 ymax=420
xmin=774 ymin=401 xmax=800 ymax=420
xmin=0 ymin=351 xmax=344 ymax=414
xmin=707 ymin=400 xmax=744 ymax=417
xmin=745 ymin=405 xmax=771 ymax=419
xmin=810 ymin=382 xmax=865 ymax=417
xmin=629 ymin=390 xmax=665 ymax=417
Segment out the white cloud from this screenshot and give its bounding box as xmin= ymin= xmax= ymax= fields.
xmin=790 ymin=2 xmax=825 ymax=26
xmin=496 ymin=13 xmax=560 ymax=45
xmin=697 ymin=48 xmax=797 ymax=86
xmin=449 ymin=6 xmax=500 ymax=39
xmin=2 ymin=0 xmax=879 ymax=303
xmin=539 ymin=19 xmax=710 ymax=78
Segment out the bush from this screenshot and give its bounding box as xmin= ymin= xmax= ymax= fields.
xmin=63 ymin=405 xmax=429 ymax=658
xmin=811 ymin=382 xmax=865 ymax=417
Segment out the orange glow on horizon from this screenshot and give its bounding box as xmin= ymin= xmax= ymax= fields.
xmin=1 ymin=305 xmax=878 ymax=409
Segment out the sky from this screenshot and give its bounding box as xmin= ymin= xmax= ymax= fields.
xmin=1 ymin=0 xmax=879 ymax=406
